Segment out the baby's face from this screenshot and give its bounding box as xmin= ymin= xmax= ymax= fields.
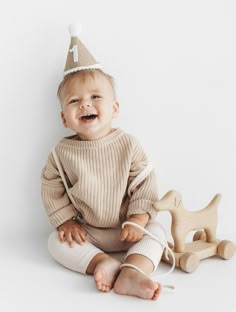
xmin=60 ymin=71 xmax=119 ymax=140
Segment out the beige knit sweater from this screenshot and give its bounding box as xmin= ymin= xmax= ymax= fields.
xmin=41 ymin=128 xmax=158 ymax=228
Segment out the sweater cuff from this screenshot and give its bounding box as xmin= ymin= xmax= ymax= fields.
xmin=49 ymin=204 xmax=77 ymax=228
xmin=127 ymin=200 xmax=157 ymax=220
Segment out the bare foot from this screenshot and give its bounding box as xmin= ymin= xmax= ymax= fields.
xmin=94 ymin=256 xmax=121 ymax=292
xmin=114 ymin=267 xmax=161 ymax=300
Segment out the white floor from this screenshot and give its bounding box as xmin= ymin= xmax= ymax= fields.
xmin=1 ymin=229 xmax=236 ymax=312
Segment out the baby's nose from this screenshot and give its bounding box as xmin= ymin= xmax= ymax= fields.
xmin=79 ymin=101 xmax=92 ymax=109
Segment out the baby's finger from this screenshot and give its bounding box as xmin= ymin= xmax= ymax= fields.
xmin=119 ymin=229 xmax=125 ymax=241
xmin=132 ymin=232 xmax=141 ymax=242
xmin=73 ymin=232 xmax=86 ymax=245
xmin=79 ymin=231 xmax=87 ymax=242
xmin=119 ymin=229 xmax=128 ymax=241
xmin=66 ymin=231 xmax=74 ymax=247
xmin=59 ymin=230 xmax=65 ymax=242
xmin=126 ymin=232 xmax=135 ymax=242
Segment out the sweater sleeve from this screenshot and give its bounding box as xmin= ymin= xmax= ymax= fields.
xmin=41 ymin=152 xmax=77 ymax=228
xmin=127 ymin=138 xmax=159 ymax=220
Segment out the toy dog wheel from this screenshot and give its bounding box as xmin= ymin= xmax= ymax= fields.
xmin=193 ymin=230 xmax=206 ymax=241
xmin=217 ymin=240 xmax=236 ymax=260
xmin=179 ymin=252 xmax=200 ymax=273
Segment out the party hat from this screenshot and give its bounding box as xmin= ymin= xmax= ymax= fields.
xmin=64 ymin=24 xmax=102 ymax=76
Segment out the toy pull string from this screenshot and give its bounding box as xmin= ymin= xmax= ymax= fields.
xmin=121 ymin=221 xmax=176 ymax=293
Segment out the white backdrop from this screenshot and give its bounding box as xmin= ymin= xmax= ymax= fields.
xmin=1 ymin=1 xmax=236 ymax=312
xmin=1 ymin=1 xmax=235 ymax=243
xmin=0 ymin=0 xmax=236 ymax=239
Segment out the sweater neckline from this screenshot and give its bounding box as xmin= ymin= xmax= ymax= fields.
xmin=60 ymin=128 xmax=123 ymax=148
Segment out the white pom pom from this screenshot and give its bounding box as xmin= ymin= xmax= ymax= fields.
xmin=68 ymin=24 xmax=82 ymax=37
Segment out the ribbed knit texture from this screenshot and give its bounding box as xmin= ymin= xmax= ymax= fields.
xmin=47 ymin=221 xmax=166 ymax=274
xmin=41 ymin=128 xmax=158 ymax=228
xmin=48 ymin=231 xmax=103 ymax=274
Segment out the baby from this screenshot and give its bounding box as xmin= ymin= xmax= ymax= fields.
xmin=41 ymin=26 xmax=166 ymax=301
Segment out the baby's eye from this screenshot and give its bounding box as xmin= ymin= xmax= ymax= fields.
xmin=91 ymin=95 xmax=101 ymax=99
xmin=69 ymin=98 xmax=79 ymax=104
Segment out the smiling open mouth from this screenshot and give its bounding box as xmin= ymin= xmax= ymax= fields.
xmin=80 ymin=114 xmax=98 ymax=120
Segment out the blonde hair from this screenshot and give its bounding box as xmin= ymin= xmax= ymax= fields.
xmin=57 ymin=69 xmax=116 ymax=100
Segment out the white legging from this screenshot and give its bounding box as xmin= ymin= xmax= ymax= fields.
xmin=48 ymin=221 xmax=166 ymax=274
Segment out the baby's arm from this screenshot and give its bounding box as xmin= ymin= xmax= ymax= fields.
xmin=41 ymin=152 xmax=87 ymax=247
xmin=127 ymin=137 xmax=159 ymax=218
xmin=119 ymin=213 xmax=149 ymax=243
xmin=41 ymin=152 xmax=77 ymax=227
xmin=119 ymin=137 xmax=159 ymax=243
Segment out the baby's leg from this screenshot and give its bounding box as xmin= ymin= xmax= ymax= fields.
xmin=48 ymin=231 xmax=121 ymax=292
xmin=114 ymin=221 xmax=166 ymax=300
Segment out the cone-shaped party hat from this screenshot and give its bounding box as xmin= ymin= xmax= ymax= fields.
xmin=64 ymin=24 xmax=102 ymax=76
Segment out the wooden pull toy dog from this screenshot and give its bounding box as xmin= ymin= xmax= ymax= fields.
xmin=153 ymin=190 xmax=236 ymax=273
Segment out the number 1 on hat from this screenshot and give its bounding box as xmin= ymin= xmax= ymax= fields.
xmin=69 ymin=45 xmax=79 ymax=63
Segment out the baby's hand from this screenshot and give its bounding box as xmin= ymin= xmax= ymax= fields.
xmin=119 ymin=213 xmax=149 ymax=243
xmin=119 ymin=223 xmax=144 ymax=243
xmin=58 ymin=220 xmax=87 ymax=247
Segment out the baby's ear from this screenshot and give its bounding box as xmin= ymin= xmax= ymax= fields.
xmin=112 ymin=100 xmax=119 ymax=118
xmin=60 ymin=111 xmax=68 ymax=128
